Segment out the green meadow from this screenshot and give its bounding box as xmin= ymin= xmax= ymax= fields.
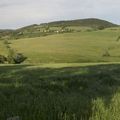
xmin=0 ymin=21 xmax=120 ymax=120
xmin=0 ymin=63 xmax=120 ymax=120
xmin=0 ymin=41 xmax=8 ymax=55
xmin=9 ymin=29 xmax=120 ymax=63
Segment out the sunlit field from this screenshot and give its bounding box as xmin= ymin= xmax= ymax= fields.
xmin=9 ymin=29 xmax=120 ymax=63
xmin=0 ymin=26 xmax=120 ymax=120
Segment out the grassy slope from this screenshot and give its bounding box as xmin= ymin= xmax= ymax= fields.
xmin=0 ymin=63 xmax=120 ymax=120
xmin=0 ymin=26 xmax=120 ymax=119
xmin=0 ymin=18 xmax=118 ymax=40
xmin=0 ymin=41 xmax=8 ymax=55
xmin=10 ymin=29 xmax=120 ymax=63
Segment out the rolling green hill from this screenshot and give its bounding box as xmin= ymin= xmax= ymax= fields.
xmin=0 ymin=18 xmax=120 ymax=120
xmin=8 ymin=29 xmax=120 ymax=63
xmin=0 ymin=25 xmax=120 ymax=64
xmin=43 ymin=18 xmax=117 ymax=27
xmin=0 ymin=18 xmax=118 ymax=40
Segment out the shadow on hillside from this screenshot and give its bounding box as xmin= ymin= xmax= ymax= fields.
xmin=0 ymin=64 xmax=120 ymax=119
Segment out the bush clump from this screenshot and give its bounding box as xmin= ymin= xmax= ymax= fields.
xmin=7 ymin=49 xmax=27 ymax=64
xmin=13 ymin=53 xmax=27 ymax=64
xmin=102 ymin=50 xmax=110 ymax=57
xmin=0 ymin=55 xmax=7 ymax=63
xmin=97 ymin=26 xmax=105 ymax=30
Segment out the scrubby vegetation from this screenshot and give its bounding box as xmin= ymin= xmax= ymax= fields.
xmin=7 ymin=49 xmax=27 ymax=64
xmin=102 ymin=49 xmax=110 ymax=57
xmin=0 ymin=40 xmax=27 ymax=64
xmin=0 ymin=55 xmax=7 ymax=63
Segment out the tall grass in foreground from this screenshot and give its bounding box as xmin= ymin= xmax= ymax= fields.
xmin=0 ymin=64 xmax=120 ymax=120
xmin=90 ymin=93 xmax=120 ymax=120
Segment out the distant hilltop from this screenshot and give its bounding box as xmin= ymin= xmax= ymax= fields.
xmin=41 ymin=18 xmax=118 ymax=28
xmin=0 ymin=18 xmax=118 ymax=40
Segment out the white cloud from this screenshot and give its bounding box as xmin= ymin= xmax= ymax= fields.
xmin=0 ymin=0 xmax=120 ymax=29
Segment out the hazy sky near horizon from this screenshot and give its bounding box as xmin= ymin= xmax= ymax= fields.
xmin=0 ymin=0 xmax=120 ymax=29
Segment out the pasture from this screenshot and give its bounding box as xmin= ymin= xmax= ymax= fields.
xmin=9 ymin=29 xmax=120 ymax=63
xmin=0 ymin=26 xmax=120 ymax=120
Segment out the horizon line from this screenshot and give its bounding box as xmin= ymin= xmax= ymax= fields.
xmin=0 ymin=17 xmax=119 ymax=30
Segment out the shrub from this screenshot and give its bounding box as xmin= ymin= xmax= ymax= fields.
xmin=102 ymin=50 xmax=110 ymax=57
xmin=3 ymin=40 xmax=11 ymax=45
xmin=7 ymin=49 xmax=27 ymax=64
xmin=0 ymin=55 xmax=7 ymax=63
xmin=97 ymin=26 xmax=105 ymax=30
xmin=7 ymin=48 xmax=16 ymax=63
xmin=13 ymin=53 xmax=27 ymax=64
xmin=116 ymin=36 xmax=120 ymax=42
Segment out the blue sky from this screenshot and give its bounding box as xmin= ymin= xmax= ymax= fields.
xmin=0 ymin=0 xmax=120 ymax=29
